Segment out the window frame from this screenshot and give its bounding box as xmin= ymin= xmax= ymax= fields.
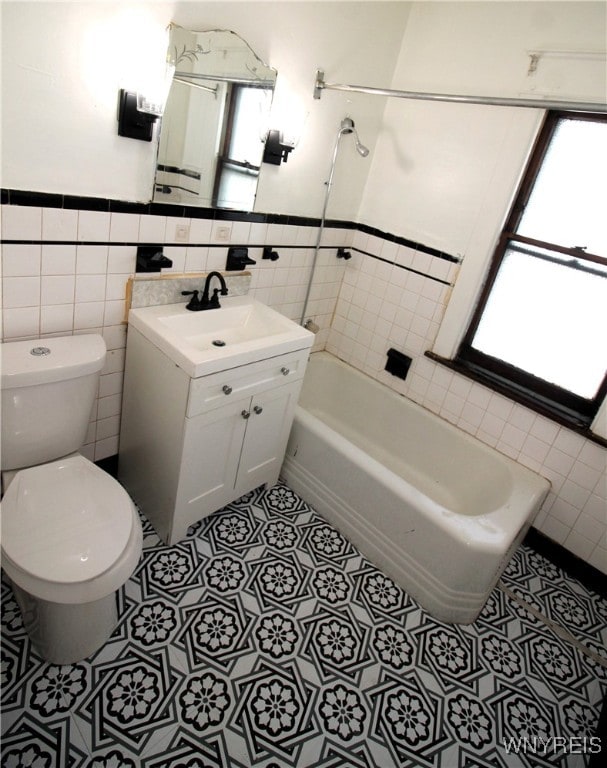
xmin=455 ymin=110 xmax=607 ymax=429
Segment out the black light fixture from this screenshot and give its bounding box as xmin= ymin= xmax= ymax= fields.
xmin=262 ymin=130 xmax=294 ymax=165
xmin=117 ymin=89 xmax=161 ymax=142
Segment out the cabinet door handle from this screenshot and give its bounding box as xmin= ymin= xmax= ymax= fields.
xmin=222 ymin=385 xmax=233 ymax=395
xmin=280 ymin=366 xmax=290 ymax=376
xmin=253 ymin=405 xmax=263 ymax=415
xmin=241 ymin=409 xmax=250 ymax=419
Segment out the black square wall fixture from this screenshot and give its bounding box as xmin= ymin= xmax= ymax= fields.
xmin=136 ymin=246 xmax=173 ymax=272
xmin=117 ymin=90 xmax=157 ymax=142
xmin=385 ymin=347 xmax=412 ymax=380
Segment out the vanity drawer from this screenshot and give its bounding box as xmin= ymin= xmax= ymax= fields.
xmin=187 ymin=348 xmax=310 ymax=417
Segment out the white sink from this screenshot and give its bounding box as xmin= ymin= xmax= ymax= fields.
xmin=128 ymin=296 xmax=314 ymax=377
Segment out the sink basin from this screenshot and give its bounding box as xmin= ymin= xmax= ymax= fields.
xmin=128 ymin=296 xmax=314 ymax=377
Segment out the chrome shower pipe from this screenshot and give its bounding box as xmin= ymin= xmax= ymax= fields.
xmin=300 ymin=118 xmax=369 ymax=326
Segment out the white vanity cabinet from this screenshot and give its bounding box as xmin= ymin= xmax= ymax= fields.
xmin=118 ymin=327 xmax=309 ymax=545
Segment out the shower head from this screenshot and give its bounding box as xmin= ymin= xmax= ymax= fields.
xmin=355 ymin=139 xmax=369 ymax=157
xmin=339 ymin=117 xmax=369 ymax=157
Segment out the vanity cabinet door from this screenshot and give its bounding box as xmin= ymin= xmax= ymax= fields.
xmin=174 ymin=398 xmax=249 ymax=539
xmin=235 ymin=379 xmax=302 ymax=495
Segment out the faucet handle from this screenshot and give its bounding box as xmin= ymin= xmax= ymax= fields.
xmin=181 ymin=290 xmax=202 ymax=311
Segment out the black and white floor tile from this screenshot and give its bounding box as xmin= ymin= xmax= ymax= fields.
xmin=2 ymin=481 xmax=605 ymax=767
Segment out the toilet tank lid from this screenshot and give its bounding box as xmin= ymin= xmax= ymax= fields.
xmin=1 ymin=334 xmax=106 ymax=389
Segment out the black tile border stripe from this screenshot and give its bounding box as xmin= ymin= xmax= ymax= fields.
xmin=1 ymin=240 xmax=341 ymax=250
xmin=0 ymin=237 xmax=454 ymax=286
xmin=1 ymin=188 xmax=460 ymax=264
xmin=353 ymin=247 xmax=452 ymax=286
xmin=157 ymin=164 xmax=202 ymax=180
xmin=2 ymin=188 xmax=319 ymax=225
xmin=356 ymin=221 xmax=459 ymax=263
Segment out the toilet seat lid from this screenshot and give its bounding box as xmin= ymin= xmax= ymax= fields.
xmin=1 ymin=455 xmax=135 ymax=585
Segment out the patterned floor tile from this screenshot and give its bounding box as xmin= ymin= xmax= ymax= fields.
xmin=502 ymin=547 xmax=607 ymax=664
xmin=2 ymin=712 xmax=89 ymax=767
xmin=2 ymin=480 xmax=605 ymax=768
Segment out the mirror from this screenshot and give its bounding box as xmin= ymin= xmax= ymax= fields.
xmin=153 ymin=25 xmax=277 ymax=212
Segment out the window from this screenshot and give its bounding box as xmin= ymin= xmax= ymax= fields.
xmin=213 ymin=84 xmax=273 ymax=209
xmin=457 ymin=112 xmax=607 ymax=428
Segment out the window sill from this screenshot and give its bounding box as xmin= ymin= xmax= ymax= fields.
xmin=425 ymin=351 xmax=607 ymax=448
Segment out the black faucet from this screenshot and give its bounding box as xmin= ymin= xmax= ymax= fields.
xmin=202 ymin=271 xmax=228 ymax=309
xmin=181 ymin=273 xmax=229 ymax=311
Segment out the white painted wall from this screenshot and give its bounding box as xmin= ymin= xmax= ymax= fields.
xmin=0 ymin=2 xmax=170 ymax=201
xmin=169 ymin=1 xmax=411 ymax=220
xmin=0 ymin=1 xmax=410 ymax=218
xmin=358 ymin=1 xmax=606 ymax=366
xmin=359 ymin=1 xmax=606 ymax=252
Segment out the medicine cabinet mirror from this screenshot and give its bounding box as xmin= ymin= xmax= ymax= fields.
xmin=153 ymin=25 xmax=277 ymax=211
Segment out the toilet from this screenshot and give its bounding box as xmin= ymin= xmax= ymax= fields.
xmin=1 ymin=334 xmax=142 ymax=664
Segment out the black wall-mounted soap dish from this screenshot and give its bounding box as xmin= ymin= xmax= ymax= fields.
xmin=226 ymin=247 xmax=257 ymax=271
xmin=136 ymin=246 xmax=173 ymax=273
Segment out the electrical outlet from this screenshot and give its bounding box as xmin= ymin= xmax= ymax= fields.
xmin=214 ymin=225 xmax=232 ymax=242
xmin=175 ymin=223 xmax=190 ymax=242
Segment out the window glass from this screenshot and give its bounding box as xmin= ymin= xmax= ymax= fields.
xmin=216 ymin=164 xmax=259 ymax=210
xmin=459 ymin=113 xmax=607 ymax=426
xmin=517 ymin=118 xmax=607 ymax=254
xmin=228 ymin=87 xmax=271 ymax=166
xmin=471 ymin=242 xmax=607 ymax=398
xmin=213 ymin=85 xmax=271 ymax=209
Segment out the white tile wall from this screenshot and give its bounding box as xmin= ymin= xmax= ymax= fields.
xmin=1 ymin=207 xmax=136 ymax=462
xmin=1 ymin=203 xmax=345 ymax=463
xmin=2 ymin=201 xmax=605 ymax=573
xmin=325 ymin=232 xmax=607 ymax=575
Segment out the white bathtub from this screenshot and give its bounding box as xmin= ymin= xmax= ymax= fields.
xmin=282 ymin=352 xmax=550 ymax=623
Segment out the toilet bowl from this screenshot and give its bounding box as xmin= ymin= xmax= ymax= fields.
xmin=0 ymin=334 xmax=143 ymax=664
xmin=1 ymin=455 xmax=143 ymax=664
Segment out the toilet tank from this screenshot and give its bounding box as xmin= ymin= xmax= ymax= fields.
xmin=1 ymin=335 xmax=106 ymax=471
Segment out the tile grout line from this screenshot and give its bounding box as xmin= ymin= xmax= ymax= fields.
xmin=498 ymin=579 xmax=607 ymax=669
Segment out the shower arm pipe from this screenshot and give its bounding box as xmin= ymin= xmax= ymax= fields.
xmin=299 ymin=126 xmax=345 ymax=326
xmin=313 ymin=70 xmax=607 ymax=113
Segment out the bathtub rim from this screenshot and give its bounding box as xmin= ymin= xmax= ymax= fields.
xmin=292 ymin=397 xmax=548 ymax=552
xmin=300 ymin=351 xmax=551 ymax=523
xmin=283 ymin=350 xmax=551 ymax=623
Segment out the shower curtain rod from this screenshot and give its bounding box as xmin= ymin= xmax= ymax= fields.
xmin=174 ymin=70 xmax=276 ymax=88
xmin=313 ymin=70 xmax=607 ymax=113
xmin=174 ymin=77 xmax=218 ymax=95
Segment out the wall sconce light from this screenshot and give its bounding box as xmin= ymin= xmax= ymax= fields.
xmin=117 ymin=89 xmax=162 ymax=142
xmin=262 ymin=130 xmax=295 ymax=165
